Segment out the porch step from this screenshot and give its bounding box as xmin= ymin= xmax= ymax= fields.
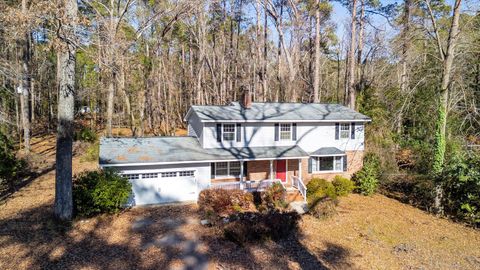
xmin=286 ymin=189 xmax=305 ymax=203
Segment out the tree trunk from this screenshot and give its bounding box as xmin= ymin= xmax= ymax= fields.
xmin=313 ymin=0 xmax=321 ymax=103
xmin=346 ymin=0 xmax=358 ymax=109
xmin=20 ymin=0 xmax=30 ymax=152
xmin=54 ymin=0 xmax=77 ymax=221
xmin=430 ymin=0 xmax=462 ymax=214
xmin=356 ymin=0 xmax=365 ymax=92
xmin=397 ymin=0 xmax=412 ymax=133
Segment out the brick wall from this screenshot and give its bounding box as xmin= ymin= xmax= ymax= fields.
xmin=247 ymin=160 xmax=271 ymax=180
xmin=301 ymin=150 xmax=364 ymax=184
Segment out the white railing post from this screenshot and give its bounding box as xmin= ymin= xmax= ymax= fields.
xmin=240 ymin=161 xmax=244 ymax=190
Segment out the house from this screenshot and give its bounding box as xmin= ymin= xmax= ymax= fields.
xmin=99 ymin=93 xmax=371 ymax=206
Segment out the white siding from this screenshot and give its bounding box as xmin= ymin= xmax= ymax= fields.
xmin=201 ymin=122 xmax=365 ymax=152
xmin=186 ymin=111 xmax=204 ymax=146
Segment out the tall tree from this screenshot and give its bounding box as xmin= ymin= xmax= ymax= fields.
xmin=313 ymin=0 xmax=321 ymax=103
xmin=425 ymin=0 xmax=462 ymax=214
xmin=346 ymin=0 xmax=358 ymax=109
xmin=54 ymin=0 xmax=78 ymax=221
xmin=19 ymin=0 xmax=30 ymax=152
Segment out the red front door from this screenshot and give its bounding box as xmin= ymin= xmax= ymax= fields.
xmin=276 ymin=160 xmax=287 ymax=182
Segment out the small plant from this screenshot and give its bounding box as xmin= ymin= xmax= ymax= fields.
xmin=73 ymin=169 xmax=132 ymax=217
xmin=75 ymin=127 xmax=97 ymax=143
xmin=261 ymin=182 xmax=287 ymax=210
xmin=306 ymin=178 xmax=337 ymax=201
xmin=309 ymin=197 xmax=338 ymax=219
xmin=352 ymin=153 xmax=380 ymax=195
xmin=80 ymin=141 xmax=99 ymax=162
xmin=332 ymin=175 xmax=355 ymax=196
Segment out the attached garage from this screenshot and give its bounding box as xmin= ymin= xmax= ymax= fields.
xmin=123 ymin=170 xmax=198 ymax=205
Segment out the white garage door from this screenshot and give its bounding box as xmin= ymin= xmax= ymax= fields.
xmin=124 ymin=170 xmax=197 ymax=205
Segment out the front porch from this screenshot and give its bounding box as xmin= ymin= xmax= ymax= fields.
xmin=209 ymin=159 xmax=307 ymax=202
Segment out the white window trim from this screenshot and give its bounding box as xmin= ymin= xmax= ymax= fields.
xmin=312 ymin=156 xmax=344 ymax=173
xmin=214 ymin=161 xmax=241 ymax=178
xmin=222 ymin=123 xmax=236 ymax=142
xmin=340 ymin=123 xmax=350 ymax=139
xmin=279 ymin=123 xmax=292 ymax=141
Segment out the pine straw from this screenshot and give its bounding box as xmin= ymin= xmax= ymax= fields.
xmin=1 ymin=135 xmax=479 ymax=269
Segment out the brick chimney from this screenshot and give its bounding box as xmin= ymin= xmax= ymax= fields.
xmin=241 ymin=89 xmax=252 ymax=109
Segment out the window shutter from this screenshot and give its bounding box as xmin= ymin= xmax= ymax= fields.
xmin=335 ymin=123 xmax=339 ymax=140
xmin=236 ymin=123 xmax=241 ymax=142
xmin=308 ymin=158 xmax=313 ymax=174
xmin=243 ymin=161 xmax=248 ymax=177
xmin=274 ymin=123 xmax=279 ymax=141
xmin=343 ymin=156 xmax=347 ymax=172
xmin=211 ymin=163 xmax=216 ymax=178
xmin=216 ymin=124 xmax=222 ymax=142
xmin=292 ymin=123 xmax=297 ymax=141
xmin=351 ymin=122 xmax=355 ymax=139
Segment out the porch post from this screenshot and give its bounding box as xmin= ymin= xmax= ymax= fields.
xmin=270 ymin=160 xmax=274 ymax=180
xmin=240 ymin=161 xmax=244 ymax=190
xmin=299 ymin=159 xmax=302 ymax=180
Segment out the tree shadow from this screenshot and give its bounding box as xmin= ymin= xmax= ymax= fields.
xmin=0 ymin=203 xmax=355 ymax=270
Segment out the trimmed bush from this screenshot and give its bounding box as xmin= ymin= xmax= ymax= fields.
xmin=75 ymin=127 xmax=97 ymax=143
xmin=306 ymin=178 xmax=337 ymax=201
xmin=332 ymin=175 xmax=355 ymax=196
xmin=309 ymin=197 xmax=338 ymax=219
xmin=198 ymin=189 xmax=253 ymax=218
xmin=223 ymin=210 xmax=300 ymax=245
xmin=352 ymin=153 xmax=380 ymax=195
xmin=73 ymin=169 xmax=132 ymax=217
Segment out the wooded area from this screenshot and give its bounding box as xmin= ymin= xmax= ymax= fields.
xmin=0 ymin=0 xmax=479 ymax=222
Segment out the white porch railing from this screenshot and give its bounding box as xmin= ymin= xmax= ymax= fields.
xmin=210 ymin=179 xmax=285 ymax=192
xmin=291 ymin=176 xmax=307 ymax=202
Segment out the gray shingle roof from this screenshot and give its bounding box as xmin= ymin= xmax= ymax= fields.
xmin=310 ymin=147 xmax=345 ymax=156
xmin=189 ymin=102 xmax=371 ymax=122
xmin=99 ymin=137 xmax=309 ymax=166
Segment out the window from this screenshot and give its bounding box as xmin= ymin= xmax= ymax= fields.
xmin=179 ymin=171 xmax=195 ymax=177
xmin=223 ymin=124 xmax=235 ymax=141
xmin=142 ymin=173 xmax=158 ymax=179
xmin=280 ymin=123 xmax=291 ymax=140
xmin=214 ymin=161 xmax=241 ymax=177
xmin=340 ymin=123 xmax=350 ymax=139
xmin=215 ymin=162 xmax=228 ymax=176
xmin=313 ymin=156 xmax=343 ymax=172
xmin=161 ymin=172 xmax=177 ymax=178
xmin=124 ymin=174 xmax=139 ymax=180
xmin=229 ymin=162 xmax=241 ymax=176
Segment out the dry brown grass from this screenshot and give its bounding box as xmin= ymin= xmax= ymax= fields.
xmin=1 ymin=134 xmax=479 ymax=269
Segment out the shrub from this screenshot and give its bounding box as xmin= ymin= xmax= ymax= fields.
xmin=309 ymin=197 xmax=338 ymax=219
xmin=223 ymin=210 xmax=300 ymax=245
xmin=0 ymin=131 xmax=26 ymax=191
xmin=75 ymin=127 xmax=97 ymax=143
xmin=352 ymin=153 xmax=380 ymax=195
xmin=306 ymin=178 xmax=337 ymax=201
xmin=332 ymin=175 xmax=355 ymax=196
xmin=198 ymin=189 xmax=253 ymax=218
xmin=442 ymin=154 xmax=480 ymax=227
xmin=260 ymin=182 xmax=287 ymax=210
xmin=73 ymin=169 xmax=132 ymax=217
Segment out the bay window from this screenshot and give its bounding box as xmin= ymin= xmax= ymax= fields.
xmin=312 ymin=156 xmax=344 ymax=172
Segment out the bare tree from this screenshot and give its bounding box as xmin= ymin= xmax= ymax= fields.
xmin=346 ymin=0 xmax=358 ymax=109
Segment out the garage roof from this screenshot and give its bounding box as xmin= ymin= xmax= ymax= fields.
xmin=187 ymin=102 xmax=371 ymax=122
xmin=99 ymin=137 xmax=309 ymax=166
